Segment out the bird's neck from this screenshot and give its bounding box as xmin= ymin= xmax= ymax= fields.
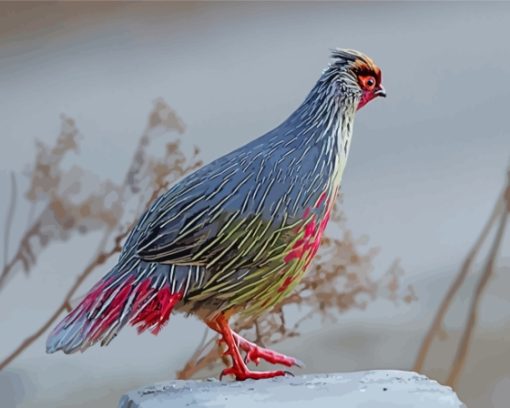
xmin=284 ymin=76 xmax=358 ymax=184
xmin=288 ymin=74 xmax=358 ymax=142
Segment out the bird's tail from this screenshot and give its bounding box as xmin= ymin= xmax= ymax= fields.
xmin=46 ymin=261 xmax=200 ymax=354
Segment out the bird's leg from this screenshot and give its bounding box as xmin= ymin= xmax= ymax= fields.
xmin=231 ymin=332 xmax=304 ymax=368
xmin=208 ymin=314 xmax=288 ymax=381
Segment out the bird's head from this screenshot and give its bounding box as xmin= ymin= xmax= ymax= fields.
xmin=328 ymin=49 xmax=386 ymax=110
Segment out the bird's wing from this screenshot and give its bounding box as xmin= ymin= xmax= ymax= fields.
xmin=130 ymin=143 xmax=270 ymax=265
xmin=132 ymin=139 xmax=318 ymax=267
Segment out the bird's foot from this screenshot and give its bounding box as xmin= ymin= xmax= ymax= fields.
xmin=220 ymin=365 xmax=290 ymax=381
xmin=232 ymin=332 xmax=304 ymax=368
xmin=207 ymin=313 xmax=300 ymax=381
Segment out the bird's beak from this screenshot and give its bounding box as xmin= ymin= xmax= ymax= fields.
xmin=375 ymin=86 xmax=387 ymax=98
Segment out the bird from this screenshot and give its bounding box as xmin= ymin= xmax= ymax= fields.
xmin=46 ymin=48 xmax=386 ymax=381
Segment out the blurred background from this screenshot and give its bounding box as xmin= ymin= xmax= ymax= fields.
xmin=0 ymin=2 xmax=509 ymax=407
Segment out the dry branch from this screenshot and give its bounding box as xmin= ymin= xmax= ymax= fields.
xmin=413 ymin=193 xmax=505 ymax=372
xmin=0 ymin=99 xmax=201 ymax=370
xmin=414 ymin=165 xmax=510 ymax=386
xmin=0 ymin=227 xmax=129 ymax=370
xmin=447 ymin=201 xmax=508 ymax=386
xmin=0 ymin=101 xmax=197 ymax=291
xmin=446 ymin=170 xmax=510 ymax=387
xmin=3 ymin=172 xmax=17 ymax=271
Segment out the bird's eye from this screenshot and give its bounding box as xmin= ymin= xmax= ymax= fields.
xmin=359 ymin=75 xmax=376 ymax=91
xmin=365 ymin=76 xmax=375 ymax=91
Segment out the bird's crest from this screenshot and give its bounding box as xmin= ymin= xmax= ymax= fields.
xmin=329 ymin=48 xmax=381 ymax=78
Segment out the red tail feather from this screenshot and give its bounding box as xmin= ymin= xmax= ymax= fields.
xmin=46 ymin=274 xmax=183 ymax=354
xmin=130 ymin=286 xmax=182 ymax=334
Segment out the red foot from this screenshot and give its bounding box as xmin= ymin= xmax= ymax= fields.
xmin=220 ymin=366 xmax=288 ymax=381
xmin=209 ymin=314 xmax=301 ymax=381
xmin=232 ymin=333 xmax=304 ymax=368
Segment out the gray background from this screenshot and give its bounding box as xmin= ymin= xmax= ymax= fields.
xmin=0 ymin=2 xmax=509 ymax=408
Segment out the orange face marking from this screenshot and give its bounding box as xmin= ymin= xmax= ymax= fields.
xmin=352 ymin=58 xmax=384 ymax=110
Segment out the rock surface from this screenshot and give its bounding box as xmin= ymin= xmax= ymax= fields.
xmin=119 ymin=370 xmax=467 ymax=408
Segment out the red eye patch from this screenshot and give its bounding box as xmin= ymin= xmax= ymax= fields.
xmin=358 ymin=75 xmax=377 ymax=91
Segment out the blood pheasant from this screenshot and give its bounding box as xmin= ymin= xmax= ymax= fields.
xmin=47 ymin=49 xmax=386 ymax=380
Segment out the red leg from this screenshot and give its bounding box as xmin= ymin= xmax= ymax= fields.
xmin=232 ymin=332 xmax=304 ymax=368
xmin=208 ymin=314 xmax=290 ymax=381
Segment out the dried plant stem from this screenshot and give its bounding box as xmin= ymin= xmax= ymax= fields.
xmin=446 ymin=182 xmax=509 ymax=387
xmin=3 ymin=172 xmax=17 ymax=270
xmin=0 ymin=172 xmax=171 ymax=371
xmin=0 ymin=220 xmax=42 ymax=289
xmin=0 ymin=227 xmax=129 ymax=371
xmin=94 ymin=131 xmax=146 ymax=253
xmin=0 ymin=302 xmax=66 ymax=371
xmin=0 ymin=101 xmax=198 ymax=371
xmin=413 ymin=193 xmax=505 ymax=372
xmin=189 ymin=329 xmax=211 ymax=364
xmin=176 ymin=337 xmax=220 ymax=380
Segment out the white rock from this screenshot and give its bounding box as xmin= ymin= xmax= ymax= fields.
xmin=119 ymin=370 xmax=467 ymax=408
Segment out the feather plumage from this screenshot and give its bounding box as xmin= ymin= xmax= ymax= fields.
xmin=47 ymin=49 xmax=384 ymax=354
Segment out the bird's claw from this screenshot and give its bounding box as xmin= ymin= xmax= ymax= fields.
xmin=219 ymin=366 xmax=288 ymax=381
xmin=244 ymin=353 xmax=260 ymax=366
xmin=234 ymin=334 xmax=304 ymax=369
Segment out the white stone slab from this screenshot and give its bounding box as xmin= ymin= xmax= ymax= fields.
xmin=119 ymin=370 xmax=466 ymax=408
